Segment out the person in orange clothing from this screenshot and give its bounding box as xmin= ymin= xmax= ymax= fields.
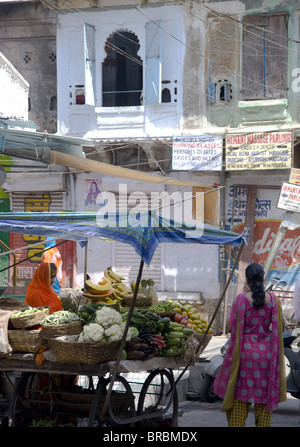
xmin=42 ymin=238 xmax=62 ymax=296
xmin=25 ymin=262 xmax=63 ymax=314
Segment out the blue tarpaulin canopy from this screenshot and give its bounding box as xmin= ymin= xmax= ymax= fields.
xmin=0 ymin=211 xmax=247 ymax=265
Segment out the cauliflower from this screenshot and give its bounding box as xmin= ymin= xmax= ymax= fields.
xmin=79 ymin=322 xmax=104 ymax=342
xmin=104 ymin=324 xmax=123 ymax=341
xmin=95 ymin=306 xmax=122 ymax=328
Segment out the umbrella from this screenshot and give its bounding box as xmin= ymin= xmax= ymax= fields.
xmin=0 ymin=211 xmax=247 ymax=265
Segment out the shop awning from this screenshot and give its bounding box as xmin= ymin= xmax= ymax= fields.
xmin=0 ymin=211 xmax=247 ymax=265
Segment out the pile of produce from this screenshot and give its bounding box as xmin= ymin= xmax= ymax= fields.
xmin=42 ymin=311 xmax=81 ymax=326
xmin=77 ymin=306 xmax=133 ymax=343
xmin=164 ymin=300 xmax=212 ymax=335
xmin=10 ymin=306 xmax=47 ymax=319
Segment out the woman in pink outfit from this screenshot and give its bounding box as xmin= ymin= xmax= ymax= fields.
xmin=214 ymin=263 xmax=286 ymax=427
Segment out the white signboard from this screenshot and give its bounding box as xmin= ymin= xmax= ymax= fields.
xmin=226 ymin=131 xmax=292 ymax=170
xmin=172 ymin=136 xmax=222 ymax=171
xmin=277 ymin=182 xmax=300 ymax=213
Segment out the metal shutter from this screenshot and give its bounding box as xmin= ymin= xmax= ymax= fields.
xmin=113 ymin=192 xmax=162 ymax=289
xmin=10 ymin=192 xmax=66 ymax=286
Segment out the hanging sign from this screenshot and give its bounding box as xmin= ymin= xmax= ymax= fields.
xmin=277 ymin=182 xmax=300 ymax=213
xmin=172 ymin=136 xmax=222 ymax=171
xmin=226 ymin=131 xmax=292 ymax=170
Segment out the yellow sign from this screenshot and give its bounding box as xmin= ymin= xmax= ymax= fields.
xmin=226 ymin=131 xmax=292 ymax=170
xmin=289 ymin=168 xmax=300 ymax=185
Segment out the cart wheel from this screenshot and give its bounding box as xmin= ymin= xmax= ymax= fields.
xmin=137 ymin=368 xmax=178 ymax=427
xmin=88 ymin=375 xmax=135 ymax=427
xmin=8 ymin=372 xmax=58 ymax=427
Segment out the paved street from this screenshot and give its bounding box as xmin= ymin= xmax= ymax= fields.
xmin=177 ymin=335 xmax=300 ymax=428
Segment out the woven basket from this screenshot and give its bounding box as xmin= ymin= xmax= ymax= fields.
xmin=123 ymin=294 xmax=152 ymax=307
xmin=193 ymin=333 xmax=212 ymax=356
xmin=48 ymin=336 xmax=121 ymax=364
xmin=60 ymin=390 xmax=131 ymax=414
xmin=42 ymin=320 xmax=82 ymax=339
xmin=10 ymin=307 xmax=50 ymax=329
xmin=8 ymin=329 xmax=44 ymax=353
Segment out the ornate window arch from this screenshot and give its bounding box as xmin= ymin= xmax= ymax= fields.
xmin=102 ymin=30 xmax=143 ymax=107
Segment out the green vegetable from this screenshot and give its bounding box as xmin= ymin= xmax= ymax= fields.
xmin=183 ymin=328 xmax=195 ymax=336
xmin=42 ymin=311 xmax=80 ymax=325
xmin=10 ymin=306 xmax=46 ymax=318
xmin=167 ymin=337 xmax=182 ymax=346
xmin=166 ymin=331 xmax=185 ymax=339
xmin=149 ymin=301 xmax=175 ymax=313
xmin=130 ymin=326 xmax=139 ymax=338
xmin=169 ymin=321 xmax=184 ymax=328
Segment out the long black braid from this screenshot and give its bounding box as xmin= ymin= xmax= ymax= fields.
xmin=245 ymin=263 xmax=266 ymax=309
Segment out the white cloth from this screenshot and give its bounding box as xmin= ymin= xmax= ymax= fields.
xmin=294 ymin=277 xmax=300 ymax=321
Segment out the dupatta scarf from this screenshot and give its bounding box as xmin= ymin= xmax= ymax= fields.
xmin=214 ymin=292 xmax=286 ymax=412
xmin=25 ymin=263 xmax=63 ymax=314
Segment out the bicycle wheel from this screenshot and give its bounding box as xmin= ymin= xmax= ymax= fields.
xmin=137 ymin=368 xmax=178 ymax=427
xmin=88 ymin=375 xmax=135 ymax=427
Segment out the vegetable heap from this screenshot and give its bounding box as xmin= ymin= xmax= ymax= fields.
xmin=120 ymin=308 xmax=195 ymax=359
xmin=10 ymin=306 xmax=47 ymax=319
xmin=77 ymin=306 xmax=133 ymax=343
xmin=42 ymin=311 xmax=81 ymax=325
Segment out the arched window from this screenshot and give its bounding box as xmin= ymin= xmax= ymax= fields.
xmin=102 ymin=30 xmax=143 ymax=107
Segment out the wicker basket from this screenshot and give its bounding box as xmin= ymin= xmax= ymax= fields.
xmin=42 ymin=320 xmax=82 ymax=339
xmin=8 ymin=329 xmax=44 ymax=353
xmin=10 ymin=307 xmax=50 ymax=329
xmin=48 ymin=336 xmax=121 ymax=364
xmin=123 ymin=294 xmax=152 ymax=307
xmin=60 ymin=390 xmax=132 ymax=414
xmin=193 ymin=333 xmax=213 ymax=356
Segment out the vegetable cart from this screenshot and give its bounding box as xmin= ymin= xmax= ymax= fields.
xmin=0 ymin=211 xmax=246 ymax=426
xmin=0 ymin=352 xmax=189 ymax=427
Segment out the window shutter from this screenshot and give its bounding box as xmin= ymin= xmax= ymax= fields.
xmin=145 ymin=21 xmax=162 ymax=104
xmin=84 ymin=23 xmax=96 ymax=106
xmin=242 ymin=13 xmax=287 ymax=99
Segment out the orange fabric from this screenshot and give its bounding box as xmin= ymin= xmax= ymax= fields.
xmin=42 ymin=247 xmax=62 ymax=285
xmin=25 ymin=263 xmax=63 ymax=314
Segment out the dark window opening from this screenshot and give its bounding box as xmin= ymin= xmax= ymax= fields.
xmin=102 ymin=31 xmax=143 ymax=107
xmin=208 ymin=79 xmax=232 ymax=103
xmin=50 ymin=96 xmax=57 ymax=111
xmin=162 ymin=88 xmax=171 ymax=103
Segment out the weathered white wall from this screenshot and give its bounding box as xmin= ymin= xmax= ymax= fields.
xmin=0 ymin=52 xmax=29 ymax=120
xmin=57 ymin=5 xmax=185 ymax=139
xmin=74 ymin=171 xmax=221 ymax=300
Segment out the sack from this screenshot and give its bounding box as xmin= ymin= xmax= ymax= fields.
xmin=0 ymin=297 xmax=29 ymax=358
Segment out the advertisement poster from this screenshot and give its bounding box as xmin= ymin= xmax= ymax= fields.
xmin=226 ymin=131 xmax=292 ymax=170
xmin=226 ymin=185 xmax=300 ymax=289
xmin=277 ymin=182 xmax=300 ymax=213
xmin=172 ymin=136 xmax=222 ymax=171
xmin=85 ymin=179 xmax=103 ymax=207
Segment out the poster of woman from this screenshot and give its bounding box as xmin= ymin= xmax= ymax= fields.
xmin=85 ymin=179 xmax=102 ymax=207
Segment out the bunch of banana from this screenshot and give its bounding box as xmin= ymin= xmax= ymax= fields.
xmin=111 ymin=282 xmax=132 ymax=301
xmin=104 ymin=266 xmax=125 ymax=283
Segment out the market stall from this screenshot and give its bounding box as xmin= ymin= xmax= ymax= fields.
xmin=0 ymin=211 xmax=247 ymax=427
